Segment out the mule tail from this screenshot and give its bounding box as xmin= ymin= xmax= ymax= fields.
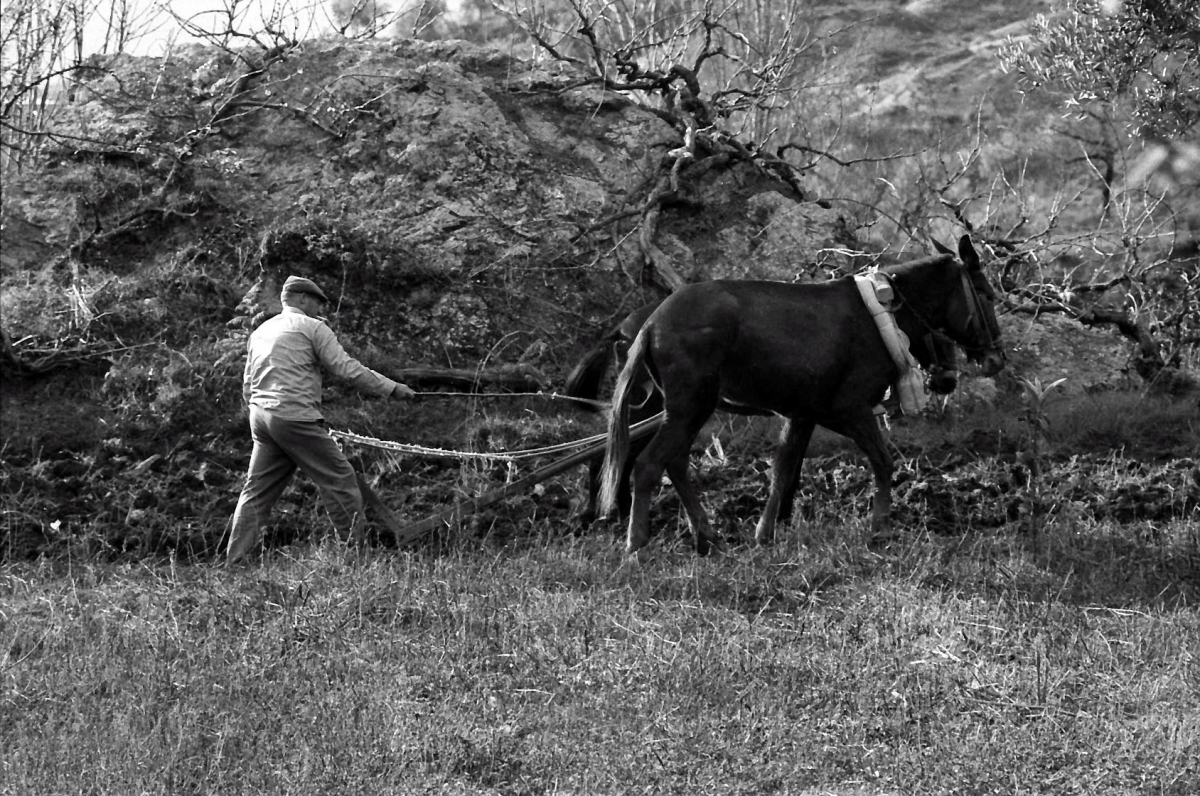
xmin=598 ymin=327 xmax=650 ymax=517
xmin=563 ymin=336 xmax=616 ymax=413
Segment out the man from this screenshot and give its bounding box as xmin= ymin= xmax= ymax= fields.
xmin=227 ymin=275 xmax=414 ymax=563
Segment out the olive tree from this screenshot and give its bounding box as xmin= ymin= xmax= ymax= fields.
xmin=488 ymin=0 xmax=849 ymax=289
xmin=1001 ymin=0 xmax=1198 ymax=140
xmin=993 ymin=0 xmax=1199 ymax=387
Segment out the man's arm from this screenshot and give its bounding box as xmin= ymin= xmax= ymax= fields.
xmin=311 ymin=322 xmax=408 ymax=398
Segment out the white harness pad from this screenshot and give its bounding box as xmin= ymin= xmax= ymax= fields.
xmin=854 ymin=272 xmax=928 ymax=415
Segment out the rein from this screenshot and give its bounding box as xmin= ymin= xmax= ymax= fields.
xmin=333 ymin=412 xmax=664 ymax=462
xmin=921 ymin=332 xmax=958 ymax=381
xmin=413 ymin=390 xmax=609 ymax=409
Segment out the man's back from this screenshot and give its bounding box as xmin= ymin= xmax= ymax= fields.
xmin=243 ymin=308 xmax=328 ymax=420
xmin=243 ymin=305 xmax=398 ymax=421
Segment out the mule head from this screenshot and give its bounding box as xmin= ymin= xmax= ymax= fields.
xmin=931 ymin=236 xmax=1006 ymax=377
xmin=956 ymin=236 xmax=1006 ymax=376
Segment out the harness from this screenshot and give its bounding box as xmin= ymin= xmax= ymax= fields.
xmin=855 ymin=271 xmax=929 ymax=415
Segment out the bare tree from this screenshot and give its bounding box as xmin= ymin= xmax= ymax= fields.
xmin=326 ymin=0 xmax=405 ymax=38
xmin=491 ymin=0 xmax=838 ymax=289
xmin=97 ymin=0 xmax=165 ymax=55
xmin=1 ymin=0 xmax=84 ymax=174
xmin=165 ymin=0 xmax=315 ymax=54
xmin=882 ymin=120 xmax=1200 ymax=390
xmin=0 ymin=0 xmax=165 ymax=176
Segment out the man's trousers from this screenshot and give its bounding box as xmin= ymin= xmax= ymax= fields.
xmin=227 ymin=406 xmax=364 ymax=562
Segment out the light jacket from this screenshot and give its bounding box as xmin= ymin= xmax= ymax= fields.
xmin=243 ymin=307 xmax=398 ymax=421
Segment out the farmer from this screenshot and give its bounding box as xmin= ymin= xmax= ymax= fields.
xmin=226 ymin=275 xmax=415 ymax=563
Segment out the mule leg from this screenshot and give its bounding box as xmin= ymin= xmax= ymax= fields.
xmin=580 ymin=436 xmax=643 ymax=527
xmin=627 ymin=421 xmax=689 ymax=555
xmin=776 ymin=421 xmax=816 ymax=526
xmin=617 ymin=432 xmax=651 ymax=521
xmin=833 ymin=412 xmax=895 ymax=533
xmin=627 ymin=409 xmax=714 ymax=556
xmin=755 ymin=417 xmax=815 ymax=545
xmin=626 ymin=430 xmax=670 ymax=555
xmin=664 ymin=454 xmax=718 ymax=556
xmin=575 ymin=458 xmax=600 ymax=527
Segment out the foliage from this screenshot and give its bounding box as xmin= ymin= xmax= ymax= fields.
xmin=1020 ymin=376 xmax=1068 ymax=447
xmin=1014 ymin=376 xmax=1068 ymax=538
xmin=999 ymin=0 xmax=1200 ymax=140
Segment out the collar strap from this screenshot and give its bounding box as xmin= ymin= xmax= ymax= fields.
xmin=854 ymin=272 xmax=928 ymax=415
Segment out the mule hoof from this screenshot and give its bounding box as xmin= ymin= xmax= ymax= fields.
xmin=754 ymin=528 xmax=776 ymax=546
xmin=868 ymin=529 xmax=902 ymax=549
xmin=754 ymin=520 xmax=775 ymax=547
xmin=868 ymin=517 xmax=899 ymax=548
xmin=625 ymin=524 xmax=651 ymax=555
xmin=611 ymin=551 xmax=644 ymax=575
xmin=568 ymin=511 xmax=595 ymax=530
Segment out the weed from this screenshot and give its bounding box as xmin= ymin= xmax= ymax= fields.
xmin=1016 ymin=376 xmax=1068 ymax=542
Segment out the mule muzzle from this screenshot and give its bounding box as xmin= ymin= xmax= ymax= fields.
xmin=928 ymin=368 xmax=959 ymax=395
xmin=980 ymin=348 xmax=1006 ymax=377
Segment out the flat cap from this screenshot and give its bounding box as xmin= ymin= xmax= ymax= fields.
xmin=281 ymin=275 xmax=329 ymax=303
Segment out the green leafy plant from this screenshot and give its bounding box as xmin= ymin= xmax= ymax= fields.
xmin=1016 ymin=376 xmax=1068 ymax=540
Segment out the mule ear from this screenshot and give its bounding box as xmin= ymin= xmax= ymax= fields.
xmin=932 ymin=239 xmax=954 ymax=256
xmin=958 ymin=235 xmax=981 ymax=270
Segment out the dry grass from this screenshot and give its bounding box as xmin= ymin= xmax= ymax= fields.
xmin=3 ymin=516 xmax=1196 ymax=796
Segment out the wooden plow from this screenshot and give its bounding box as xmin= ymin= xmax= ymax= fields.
xmin=345 ymin=413 xmax=665 ymax=547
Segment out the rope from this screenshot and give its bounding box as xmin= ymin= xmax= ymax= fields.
xmin=331 ymin=412 xmax=665 ymax=463
xmin=414 ymin=390 xmax=610 ymax=409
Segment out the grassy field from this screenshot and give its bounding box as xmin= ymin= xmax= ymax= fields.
xmin=3 ymin=512 xmax=1196 ymax=795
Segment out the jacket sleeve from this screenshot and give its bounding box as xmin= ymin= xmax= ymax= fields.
xmin=242 ymin=345 xmax=254 ymax=406
xmin=311 ymin=322 xmax=399 ymax=397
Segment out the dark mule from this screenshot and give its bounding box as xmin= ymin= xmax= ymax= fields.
xmin=600 ymin=235 xmax=1005 ymax=556
xmin=564 ymin=302 xmax=663 ymax=524
xmin=564 ymin=300 xmax=799 ymax=525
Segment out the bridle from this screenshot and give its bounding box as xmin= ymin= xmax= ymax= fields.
xmin=955 ymin=267 xmax=1004 ymax=360
xmin=890 ymin=261 xmax=1003 ymax=365
xmin=920 ymin=330 xmax=959 ymax=390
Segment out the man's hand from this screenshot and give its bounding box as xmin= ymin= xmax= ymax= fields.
xmin=392 ymin=383 xmax=416 ymax=401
